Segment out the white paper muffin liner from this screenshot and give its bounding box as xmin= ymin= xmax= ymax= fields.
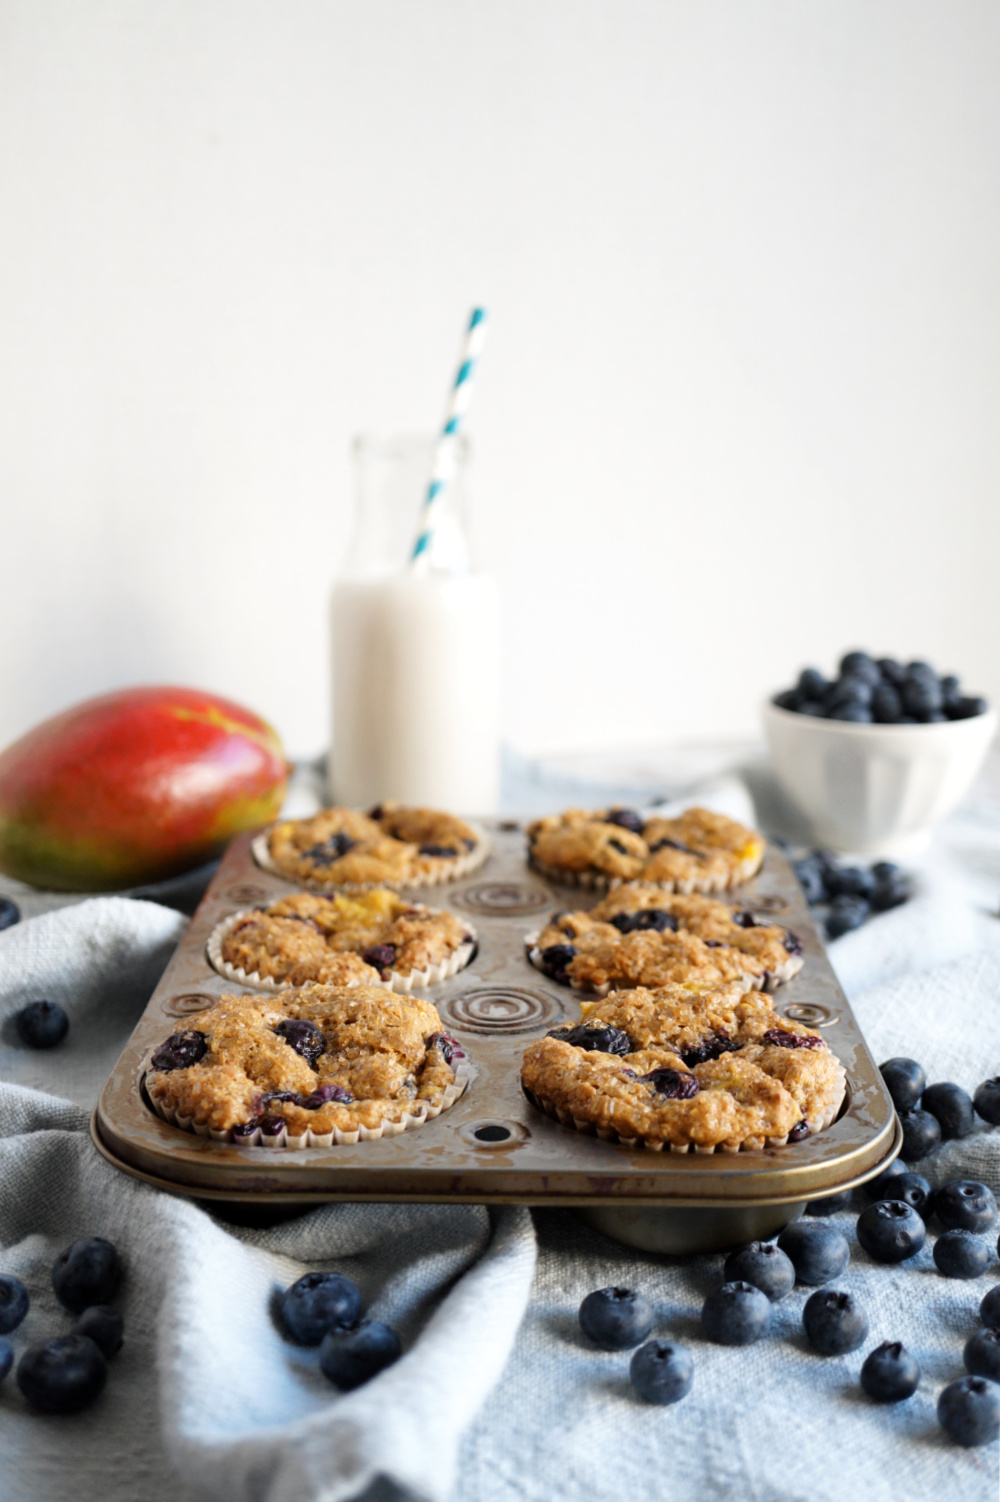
xmin=207 ymin=908 xmax=478 ymax=995
xmin=523 ymin=931 xmax=803 ymax=996
xmin=522 ymin=1059 xmax=846 ymax=1154
xmin=527 ymin=849 xmax=763 ymax=895
xmin=253 ymin=822 xmax=489 ymax=893
xmin=145 ymin=1059 xmax=470 ymax=1149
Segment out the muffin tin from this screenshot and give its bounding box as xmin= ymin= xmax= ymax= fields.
xmin=93 ymin=821 xmax=900 ymax=1251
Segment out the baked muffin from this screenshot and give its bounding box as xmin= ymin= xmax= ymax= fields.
xmin=209 ymin=888 xmax=477 ymax=993
xmin=256 ymin=803 xmax=487 ymax=890
xmin=525 ymin=806 xmax=765 ymax=893
xmin=145 ymin=984 xmax=468 ymax=1147
xmin=520 ymin=984 xmax=843 ymax=1152
xmin=527 ymin=885 xmax=802 ymax=994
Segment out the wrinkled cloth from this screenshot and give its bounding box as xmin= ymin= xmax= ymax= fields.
xmin=1 ymin=756 xmax=1000 ymax=1502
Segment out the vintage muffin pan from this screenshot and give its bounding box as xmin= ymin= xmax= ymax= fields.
xmin=93 ymin=820 xmax=900 ymax=1248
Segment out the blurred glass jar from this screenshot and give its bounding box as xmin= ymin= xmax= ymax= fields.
xmin=330 ymin=434 xmax=501 ymax=813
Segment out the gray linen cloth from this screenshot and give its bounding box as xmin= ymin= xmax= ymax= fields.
xmin=1 ymin=763 xmax=1000 ymax=1502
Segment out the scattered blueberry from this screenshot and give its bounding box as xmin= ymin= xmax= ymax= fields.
xmin=863 ymin=1157 xmax=908 ymax=1200
xmin=825 ymin=896 xmax=871 ymax=939
xmin=629 ymin=1340 xmax=694 ymax=1405
xmin=0 ymin=1338 xmax=12 ymax=1384
xmin=149 ymin=1029 xmax=207 ymax=1072
xmin=921 ymin=1082 xmax=975 ymax=1141
xmin=935 ymin=1181 xmax=997 ymax=1234
xmin=701 ymin=1282 xmax=771 ymax=1345
xmin=937 ymin=1375 xmax=1000 ymax=1447
xmin=878 ymin=1058 xmax=926 ymax=1114
xmin=273 ymin=1018 xmax=325 ymax=1068
xmin=856 ymin=1201 xmax=926 ymax=1263
xmin=898 ymin=1108 xmax=942 ymax=1161
xmin=823 ymin=865 xmax=874 ymax=900
xmin=793 ymin=856 xmax=826 ymax=905
xmin=319 ymin=1319 xmax=401 ymax=1389
xmin=547 ymin=1023 xmax=633 ymax=1056
xmin=973 ymin=1078 xmax=1000 ymax=1126
xmin=16 ymin=1335 xmax=108 ymax=1414
xmin=870 ymin=870 xmax=911 ymax=911
xmin=0 ymin=1274 xmax=29 ymax=1334
xmin=71 ymin=1305 xmax=124 ymax=1357
xmin=280 ymin=1272 xmax=362 ymax=1347
xmin=965 ymin=1329 xmax=1000 ymax=1383
xmin=803 ymin=1289 xmax=869 ymax=1355
xmin=860 ymin=1341 xmax=920 ymax=1402
xmin=723 ymin=1242 xmax=795 ymax=1301
xmin=777 ymin=1222 xmax=850 ymax=1285
xmin=578 ymin=1287 xmax=654 ymax=1350
xmin=51 ymin=1238 xmax=122 ymax=1313
xmin=934 ymin=1231 xmax=991 ymax=1280
xmin=869 ymin=1171 xmax=933 ymax=1221
xmin=805 ymin=1191 xmax=853 ymax=1217
xmin=15 ymin=999 xmax=69 ymax=1050
xmin=981 ymin=1286 xmax=1000 ymax=1329
xmin=0 ymin=897 xmax=20 ymax=932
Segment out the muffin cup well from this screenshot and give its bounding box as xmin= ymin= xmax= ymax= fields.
xmin=253 ymin=824 xmax=490 ymax=893
xmin=207 ymin=908 xmax=478 ymax=995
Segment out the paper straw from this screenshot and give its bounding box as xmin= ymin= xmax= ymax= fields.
xmin=410 ymin=307 xmax=489 ymax=565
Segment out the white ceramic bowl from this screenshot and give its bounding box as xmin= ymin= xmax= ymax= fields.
xmin=762 ymin=699 xmax=997 ymax=856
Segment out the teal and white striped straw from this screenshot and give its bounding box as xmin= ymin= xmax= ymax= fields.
xmin=410 ymin=307 xmax=489 ymax=565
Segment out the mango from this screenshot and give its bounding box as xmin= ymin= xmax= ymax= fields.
xmin=0 ymin=686 xmax=291 ymax=890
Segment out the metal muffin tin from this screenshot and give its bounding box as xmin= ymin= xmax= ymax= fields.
xmin=93 ymin=822 xmax=900 ymax=1251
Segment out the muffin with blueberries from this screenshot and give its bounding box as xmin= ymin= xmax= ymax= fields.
xmin=257 ymin=802 xmax=488 ymax=890
xmin=520 ymin=984 xmax=844 ymax=1153
xmin=210 ymin=888 xmax=477 ymax=993
xmin=145 ymin=983 xmax=468 ymax=1147
xmin=525 ymin=806 xmax=765 ymax=893
xmin=527 ymin=885 xmax=803 ymax=995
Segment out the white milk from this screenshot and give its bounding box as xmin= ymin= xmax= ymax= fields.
xmin=330 ymin=569 xmax=501 ymax=812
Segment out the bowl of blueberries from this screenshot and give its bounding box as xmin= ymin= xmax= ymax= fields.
xmin=764 ymin=652 xmax=995 ymax=855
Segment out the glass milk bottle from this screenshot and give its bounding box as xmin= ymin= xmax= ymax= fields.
xmin=330 ymin=434 xmax=501 ymax=812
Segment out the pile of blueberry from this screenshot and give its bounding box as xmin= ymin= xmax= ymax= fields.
xmin=792 ymin=849 xmax=911 ymax=939
xmin=280 ymin=1270 xmax=400 ymax=1389
xmin=773 ymin=651 xmax=988 ymax=724
xmin=0 ymin=1237 xmax=124 ymax=1414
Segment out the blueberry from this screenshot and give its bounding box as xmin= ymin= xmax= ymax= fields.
xmin=877 ymin=658 xmax=906 ymax=686
xmin=981 ymin=1286 xmax=1000 ymax=1329
xmin=296 ymin=1083 xmax=354 ymax=1109
xmin=16 ymin=1335 xmax=108 ymax=1414
xmin=638 ymin=1067 xmax=700 ymax=1099
xmin=860 ymin=1341 xmax=920 ymax=1402
xmin=898 ymin=1107 xmax=941 ymax=1161
xmin=15 ymin=999 xmax=69 ymax=1049
xmin=871 ymin=684 xmax=902 ymax=723
xmin=777 ymin=1222 xmax=850 ymax=1285
xmin=803 ymin=1289 xmax=868 ymax=1355
xmin=863 ymin=1157 xmax=908 ymax=1199
xmin=629 ymin=1340 xmax=694 ymax=1405
xmin=825 ymin=896 xmax=871 ymax=939
xmin=0 ymin=896 xmax=20 ymax=932
xmin=869 ymin=1171 xmax=933 ymax=1220
xmin=921 ymin=1082 xmax=975 ymax=1141
xmin=965 ymin=1329 xmax=1000 ymax=1383
xmin=418 ymin=843 xmax=458 ymax=857
xmin=0 ymin=1338 xmax=11 ymax=1384
xmin=856 ymin=1201 xmax=926 ymax=1263
xmin=949 ymin=695 xmax=989 ymax=719
xmin=149 ymin=1029 xmax=207 ymax=1072
xmin=0 ymin=1274 xmax=29 ymax=1334
xmin=937 ymin=1375 xmax=1000 ymax=1447
xmin=273 ymin=1018 xmax=325 ymax=1068
xmin=319 ymin=1319 xmax=401 ymax=1390
xmin=824 ymin=865 xmax=875 ymax=899
xmin=940 ymin=673 xmax=961 ymax=704
xmin=548 ymin=1023 xmax=634 ymax=1056
xmin=935 ymin=1180 xmax=997 ymax=1234
xmin=805 ymin=1191 xmax=853 ymax=1217
xmin=701 ymin=1282 xmax=771 ymax=1345
xmin=71 ymin=1305 xmax=124 ymax=1357
xmin=839 ymin=652 xmax=881 ymax=685
xmin=280 ymin=1271 xmax=362 ymax=1347
xmin=798 ymin=700 xmax=827 ymax=717
xmin=975 ymin=1078 xmax=1000 ymax=1126
xmin=52 ymin=1238 xmax=122 ymax=1313
xmin=578 ymin=1287 xmax=653 ymax=1350
xmin=610 ymin=909 xmax=676 ymax=934
xmin=905 ymin=660 xmax=938 ymax=685
xmin=773 ymin=689 xmax=800 ymax=711
xmin=797 ymin=668 xmax=829 ymax=699
xmin=870 ymin=873 xmax=911 ymax=911
xmin=828 ymin=704 xmax=873 ymax=723
xmin=605 ymin=808 xmax=645 ymax=835
xmin=722 ymin=1241 xmax=795 ymax=1301
xmin=902 ymin=679 xmax=943 ymax=720
xmin=934 ymin=1230 xmax=991 ymax=1280
xmin=879 ymin=1058 xmax=926 ymax=1113
xmin=793 ymin=856 xmax=826 ymax=905
xmin=538 ymin=943 xmax=578 ymax=980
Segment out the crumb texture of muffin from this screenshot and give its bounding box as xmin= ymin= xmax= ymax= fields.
xmin=259 ymin=802 xmax=486 ymax=889
xmin=528 ymin=885 xmax=803 ymax=994
xmin=145 ymin=984 xmax=467 ymax=1144
xmin=520 ymin=983 xmax=842 ymax=1152
xmin=211 ymin=888 xmax=476 ymax=991
xmin=525 ymin=806 xmax=765 ymax=893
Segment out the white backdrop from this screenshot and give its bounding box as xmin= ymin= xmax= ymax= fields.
xmin=1 ymin=0 xmax=997 ymax=758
